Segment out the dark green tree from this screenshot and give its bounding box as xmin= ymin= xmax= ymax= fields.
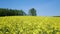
xmin=29 ymin=8 xmax=37 ymax=16
xmin=0 ymin=8 xmax=27 ymax=16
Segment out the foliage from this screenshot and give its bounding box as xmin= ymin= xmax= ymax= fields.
xmin=0 ymin=8 xmax=26 ymax=16
xmin=29 ymin=8 xmax=37 ymax=16
xmin=0 ymin=16 xmax=60 ymax=34
xmin=0 ymin=8 xmax=37 ymax=16
xmin=53 ymin=16 xmax=60 ymax=17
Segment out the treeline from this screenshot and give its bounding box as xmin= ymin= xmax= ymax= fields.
xmin=53 ymin=16 xmax=60 ymax=17
xmin=0 ymin=8 xmax=37 ymax=16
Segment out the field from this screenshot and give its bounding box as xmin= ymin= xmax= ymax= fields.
xmin=0 ymin=16 xmax=60 ymax=34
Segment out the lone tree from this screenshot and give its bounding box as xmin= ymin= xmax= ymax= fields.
xmin=29 ymin=8 xmax=37 ymax=16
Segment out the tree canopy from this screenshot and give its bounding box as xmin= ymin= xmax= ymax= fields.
xmin=0 ymin=8 xmax=37 ymax=16
xmin=29 ymin=8 xmax=37 ymax=16
xmin=0 ymin=8 xmax=26 ymax=16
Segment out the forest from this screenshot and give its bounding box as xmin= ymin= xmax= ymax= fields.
xmin=0 ymin=8 xmax=37 ymax=16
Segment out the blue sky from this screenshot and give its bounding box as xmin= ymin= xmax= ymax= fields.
xmin=0 ymin=0 xmax=60 ymax=16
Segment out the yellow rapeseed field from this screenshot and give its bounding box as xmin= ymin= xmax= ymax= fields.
xmin=0 ymin=16 xmax=60 ymax=34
